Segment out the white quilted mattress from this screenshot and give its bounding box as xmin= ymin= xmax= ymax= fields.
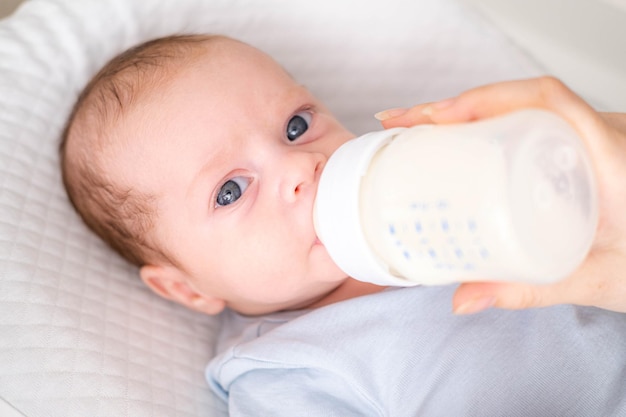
xmin=0 ymin=0 xmax=544 ymax=416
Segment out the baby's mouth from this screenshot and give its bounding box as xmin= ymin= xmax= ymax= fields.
xmin=312 ymin=159 xmax=329 ymax=248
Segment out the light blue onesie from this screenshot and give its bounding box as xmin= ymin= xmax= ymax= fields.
xmin=206 ymin=285 xmax=626 ymax=416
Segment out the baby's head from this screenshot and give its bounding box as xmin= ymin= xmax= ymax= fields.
xmin=61 ymin=34 xmax=355 ymax=315
xmin=61 ymin=35 xmax=209 ymax=268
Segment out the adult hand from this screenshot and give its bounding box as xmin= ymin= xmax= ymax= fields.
xmin=376 ymin=77 xmax=626 ymax=314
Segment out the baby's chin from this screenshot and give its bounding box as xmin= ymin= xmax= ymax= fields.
xmin=226 ymin=281 xmax=342 ymax=316
xmin=290 ymin=276 xmax=384 ymax=311
xmin=308 ymin=240 xmax=348 ymax=280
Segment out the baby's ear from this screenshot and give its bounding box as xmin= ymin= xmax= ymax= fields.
xmin=139 ymin=264 xmax=226 ymax=315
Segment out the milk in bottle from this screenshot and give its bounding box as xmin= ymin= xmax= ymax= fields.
xmin=314 ymin=109 xmax=598 ymax=286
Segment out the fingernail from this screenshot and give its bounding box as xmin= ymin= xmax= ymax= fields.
xmin=421 ymin=98 xmax=456 ymax=117
xmin=454 ymin=296 xmax=496 ymax=315
xmin=374 ymin=107 xmax=409 ymax=121
xmin=432 ymin=98 xmax=455 ymax=110
xmin=191 ymin=296 xmax=205 ymax=308
xmin=421 ymin=105 xmax=434 ymax=116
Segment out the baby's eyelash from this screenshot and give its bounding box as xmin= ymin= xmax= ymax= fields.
xmin=286 ymin=111 xmax=312 ymax=142
xmin=215 ymin=176 xmax=251 ymax=208
xmin=285 ymin=105 xmax=316 ymax=142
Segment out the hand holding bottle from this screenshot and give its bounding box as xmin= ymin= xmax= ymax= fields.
xmin=377 ymin=77 xmax=626 ymax=314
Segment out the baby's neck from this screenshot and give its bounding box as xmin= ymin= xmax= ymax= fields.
xmin=304 ymin=279 xmax=386 ymax=309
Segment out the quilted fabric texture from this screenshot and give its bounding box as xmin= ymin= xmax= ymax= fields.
xmin=0 ymin=0 xmax=543 ymax=416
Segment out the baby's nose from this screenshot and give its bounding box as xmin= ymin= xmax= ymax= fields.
xmin=278 ymin=151 xmax=324 ymax=203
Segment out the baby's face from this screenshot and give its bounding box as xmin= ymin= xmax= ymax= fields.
xmin=108 ymin=40 xmax=355 ymax=315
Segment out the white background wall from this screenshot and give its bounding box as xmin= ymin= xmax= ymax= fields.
xmin=2 ymin=0 xmax=625 ymax=110
xmin=461 ymin=0 xmax=626 ymax=111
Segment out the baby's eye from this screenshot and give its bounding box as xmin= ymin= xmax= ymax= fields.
xmin=216 ymin=176 xmax=250 ymax=207
xmin=286 ymin=111 xmax=312 ymax=142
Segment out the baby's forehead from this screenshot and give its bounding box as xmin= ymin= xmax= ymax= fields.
xmin=84 ymin=36 xmax=299 ymax=160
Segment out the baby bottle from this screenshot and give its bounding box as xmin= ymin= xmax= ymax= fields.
xmin=314 ymin=109 xmax=598 ymax=286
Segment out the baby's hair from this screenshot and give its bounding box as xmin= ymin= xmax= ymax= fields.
xmin=60 ymin=34 xmax=225 ymax=267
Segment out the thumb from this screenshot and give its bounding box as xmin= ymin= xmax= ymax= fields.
xmin=452 ymin=281 xmax=563 ymax=315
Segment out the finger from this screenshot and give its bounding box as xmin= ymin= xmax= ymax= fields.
xmin=452 ymin=281 xmax=564 ymax=314
xmin=381 ymin=77 xmax=605 ymax=142
xmin=380 ymin=79 xmax=544 ymax=128
xmin=381 ymin=77 xmax=613 ymax=205
xmin=379 ymin=99 xmax=456 ymax=129
xmin=434 ymin=77 xmax=603 ymax=134
xmin=451 ymin=256 xmax=605 ymax=314
xmin=452 ymin=250 xmax=626 ymax=314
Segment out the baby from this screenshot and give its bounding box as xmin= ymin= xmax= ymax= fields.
xmin=61 ymin=34 xmax=626 ymax=416
xmin=61 ymin=34 xmax=381 ymax=317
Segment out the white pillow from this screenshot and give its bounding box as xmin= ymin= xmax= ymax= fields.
xmin=0 ymin=0 xmax=543 ymax=416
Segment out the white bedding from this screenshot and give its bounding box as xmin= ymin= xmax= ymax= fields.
xmin=0 ymin=0 xmax=544 ymax=415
